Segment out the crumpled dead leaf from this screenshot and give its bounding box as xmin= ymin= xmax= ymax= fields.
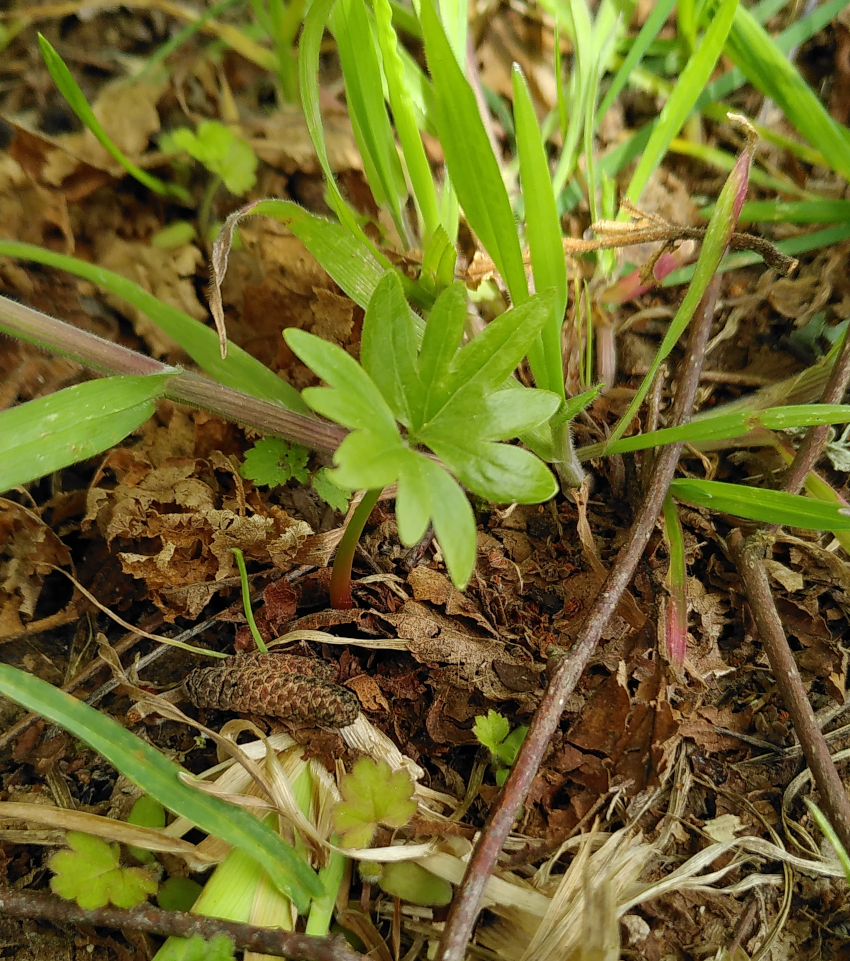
xmin=0 ymin=499 xmax=73 ymax=641
xmin=83 ymin=452 xmax=311 ymax=620
xmin=382 ymin=599 xmax=544 ymax=703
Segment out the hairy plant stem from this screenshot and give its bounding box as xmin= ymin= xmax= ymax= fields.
xmin=329 ymin=488 xmax=383 ymax=609
xmin=0 ymin=294 xmax=348 ymax=453
xmin=725 ymin=325 xmax=850 ymax=855
xmin=0 ymin=889 xmax=361 ymax=961
xmin=435 ymin=274 xmax=721 ymax=961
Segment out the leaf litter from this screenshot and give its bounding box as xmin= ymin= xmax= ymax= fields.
xmin=2 ymin=6 xmax=850 ymax=961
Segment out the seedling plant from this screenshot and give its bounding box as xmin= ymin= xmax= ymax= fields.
xmin=3 ymin=0 xmax=850 ymax=952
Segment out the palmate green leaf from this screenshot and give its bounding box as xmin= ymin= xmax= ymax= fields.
xmin=0 ymin=664 xmax=323 ymax=913
xmin=420 ymin=0 xmax=527 ymax=305
xmin=284 ymin=328 xmax=399 ymax=437
xmin=327 ymin=431 xmax=409 ymax=490
xmin=240 ymin=437 xmax=310 ymax=487
xmin=0 ymin=374 xmax=172 ymax=493
xmin=37 ymin=35 xmax=189 ymax=203
xmin=669 ymin=479 xmax=850 ymax=532
xmin=511 ymin=65 xmax=567 ymax=398
xmin=423 ymin=433 xmax=557 ymax=504
xmin=418 ymin=282 xmax=468 ymax=420
xmin=169 ymin=121 xmax=257 ymax=194
xmin=423 ymin=387 xmax=559 ymax=445
xmin=333 ymin=758 xmax=416 ymax=849
xmin=361 ymin=271 xmax=423 ymax=427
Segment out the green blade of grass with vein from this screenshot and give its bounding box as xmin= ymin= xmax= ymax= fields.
xmin=0 ymin=240 xmax=307 ymax=412
xmin=512 ymin=65 xmax=566 ymax=398
xmin=595 ymin=0 xmax=677 ymax=126
xmin=420 ymin=0 xmax=528 ymax=307
xmin=0 ymin=375 xmax=173 ymax=492
xmin=298 ymin=0 xmax=390 ymax=264
xmin=722 ymin=3 xmax=850 ymax=183
xmin=0 ymin=664 xmax=323 ymax=913
xmin=374 ymin=0 xmax=440 ymax=241
xmin=579 ymin=404 xmax=850 ymax=459
xmin=37 ymin=35 xmax=190 ymax=203
xmin=624 ymin=0 xmax=737 ymax=205
xmin=609 ymin=126 xmax=753 ymax=447
xmin=669 ymin=479 xmax=850 ymax=532
xmin=331 ymin=0 xmax=409 ymax=244
xmin=243 ymin=200 xmax=426 ymax=336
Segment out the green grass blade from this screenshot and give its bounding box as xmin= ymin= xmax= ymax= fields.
xmin=804 ymin=799 xmax=850 ymax=884
xmin=298 ymin=0 xmax=391 ymax=263
xmin=0 ymin=240 xmax=307 ymax=412
xmin=610 ymin=128 xmax=753 ymax=446
xmin=595 ymin=0 xmax=676 ymax=126
xmin=37 ymin=35 xmax=190 ymax=203
xmin=579 ymin=404 xmax=850 ymax=458
xmin=331 ymin=0 xmax=409 ymax=244
xmin=669 ymin=479 xmax=850 ymax=532
xmin=0 ymin=664 xmax=323 ymax=913
xmin=708 ymin=199 xmax=850 ymax=224
xmin=512 ymin=65 xmax=566 ymax=398
xmin=420 ymin=0 xmax=527 ymax=305
xmin=0 ymin=375 xmax=172 ymax=492
xmin=723 ymin=4 xmax=850 ymax=182
xmin=374 ymin=0 xmax=440 ymax=240
xmin=624 ymin=0 xmax=737 ymax=205
xmin=246 ymin=200 xmax=424 ymax=336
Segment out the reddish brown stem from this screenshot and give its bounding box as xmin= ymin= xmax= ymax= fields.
xmin=0 ymin=889 xmax=362 ymax=961
xmin=435 ymin=275 xmax=722 ymax=961
xmin=725 ymin=326 xmax=850 ymax=855
xmin=727 ymin=529 xmax=850 ymax=854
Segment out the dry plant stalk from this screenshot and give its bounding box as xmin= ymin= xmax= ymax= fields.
xmin=184 ymin=652 xmax=361 ymax=728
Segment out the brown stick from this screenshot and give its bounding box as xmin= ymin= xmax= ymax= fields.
xmin=725 ymin=328 xmax=850 ymax=855
xmin=434 ymin=275 xmax=723 ymax=961
xmin=0 ymin=888 xmax=362 ymax=961
xmin=726 ymin=530 xmax=850 ymax=854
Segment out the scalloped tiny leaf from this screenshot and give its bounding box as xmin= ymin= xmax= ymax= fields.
xmin=49 ymin=832 xmax=158 ymax=909
xmin=333 ymin=757 xmax=416 ymax=849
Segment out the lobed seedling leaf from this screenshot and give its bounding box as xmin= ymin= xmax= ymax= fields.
xmin=240 ymin=437 xmax=311 ymax=487
xmin=333 ymin=758 xmax=416 ymax=850
xmin=473 ymin=710 xmax=510 ymax=756
xmin=473 ymin=710 xmax=528 ymax=786
xmin=49 ymin=832 xmax=158 ymax=909
xmin=312 ymin=469 xmax=351 ymax=513
xmin=168 ymin=121 xmax=258 ymax=195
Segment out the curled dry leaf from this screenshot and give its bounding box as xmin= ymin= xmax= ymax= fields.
xmin=83 ymin=450 xmax=311 ymax=620
xmin=0 ymin=498 xmax=73 ymax=641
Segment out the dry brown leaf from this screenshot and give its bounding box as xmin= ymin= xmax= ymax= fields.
xmin=384 ymin=600 xmax=543 ymax=703
xmin=0 ymin=499 xmax=73 ymax=641
xmin=83 ymin=454 xmax=311 ymax=619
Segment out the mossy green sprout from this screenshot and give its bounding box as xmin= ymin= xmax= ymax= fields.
xmin=473 ymin=710 xmax=528 ymax=788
